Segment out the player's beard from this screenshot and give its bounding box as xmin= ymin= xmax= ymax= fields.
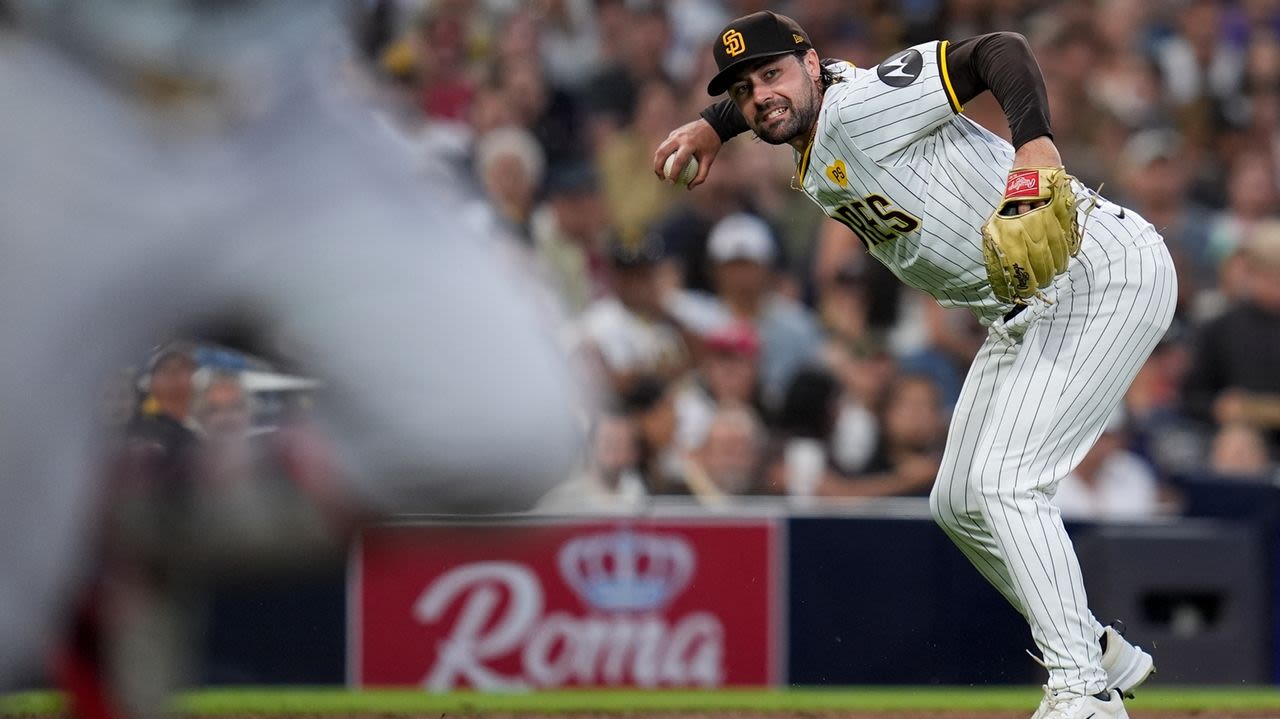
xmin=753 ymin=81 xmax=820 ymax=145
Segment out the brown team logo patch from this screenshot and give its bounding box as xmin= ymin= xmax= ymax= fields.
xmin=825 ymin=160 xmax=849 ymax=188
xmin=722 ymin=29 xmax=746 ymax=57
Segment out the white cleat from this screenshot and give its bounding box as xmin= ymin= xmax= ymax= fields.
xmin=1099 ymin=625 xmax=1156 ymax=698
xmin=1029 ymin=623 xmax=1154 ymax=719
xmin=1036 ymin=689 xmax=1129 ymax=719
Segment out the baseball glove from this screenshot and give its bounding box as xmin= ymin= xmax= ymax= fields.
xmin=981 ymin=166 xmax=1085 ymax=304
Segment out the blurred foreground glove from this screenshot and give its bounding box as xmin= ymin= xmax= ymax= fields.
xmin=981 ymin=166 xmax=1084 ymax=304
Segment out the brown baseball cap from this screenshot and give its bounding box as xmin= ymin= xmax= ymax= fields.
xmin=707 ymin=11 xmax=812 ymax=96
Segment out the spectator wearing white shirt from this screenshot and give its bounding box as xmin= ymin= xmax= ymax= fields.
xmin=674 ymin=321 xmax=763 ymax=451
xmin=1054 ymin=410 xmax=1164 ymax=521
xmin=577 ymin=230 xmax=691 ymax=396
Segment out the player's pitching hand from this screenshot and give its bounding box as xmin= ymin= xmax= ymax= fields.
xmin=653 ymin=118 xmax=721 ymax=190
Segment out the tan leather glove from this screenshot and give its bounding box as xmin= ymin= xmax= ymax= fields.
xmin=981 ymin=166 xmax=1084 ymax=304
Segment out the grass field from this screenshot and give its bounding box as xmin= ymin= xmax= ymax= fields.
xmin=5 ymin=687 xmax=1280 ymax=716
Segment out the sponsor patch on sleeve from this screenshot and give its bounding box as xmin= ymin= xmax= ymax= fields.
xmin=875 ymin=48 xmax=923 ymax=87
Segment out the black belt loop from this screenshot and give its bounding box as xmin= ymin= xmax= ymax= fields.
xmin=1003 ymin=304 xmax=1026 ymax=322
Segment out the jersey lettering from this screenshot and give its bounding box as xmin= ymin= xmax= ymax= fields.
xmin=830 ymin=195 xmax=920 ymax=248
xmin=866 ymin=194 xmax=921 ymax=234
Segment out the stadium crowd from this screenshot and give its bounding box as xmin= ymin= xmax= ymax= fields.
xmin=109 ymin=0 xmax=1280 ymax=516
xmin=341 ymin=0 xmax=1280 ymax=516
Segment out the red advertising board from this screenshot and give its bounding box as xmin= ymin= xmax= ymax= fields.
xmin=351 ymin=518 xmax=780 ymax=689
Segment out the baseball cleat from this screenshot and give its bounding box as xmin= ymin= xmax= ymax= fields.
xmin=1035 ymin=689 xmax=1129 ymax=719
xmin=1100 ymin=624 xmax=1155 ymax=699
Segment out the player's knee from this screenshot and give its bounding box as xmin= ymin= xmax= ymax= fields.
xmin=928 ymin=471 xmax=963 ymax=531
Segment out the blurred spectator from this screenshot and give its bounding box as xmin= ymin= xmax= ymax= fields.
xmin=581 ymin=0 xmax=674 ymax=146
xmin=686 ymin=405 xmax=768 ymax=498
xmin=902 ymin=300 xmax=984 ymax=410
xmin=1237 ymin=36 xmax=1280 ymax=158
xmin=474 ymin=126 xmax=545 ymax=241
xmin=467 ymin=81 xmax=518 ymax=139
xmin=940 ymin=0 xmax=1031 ymax=44
xmin=86 ymin=343 xmax=202 ymax=719
xmin=733 ymin=141 xmax=825 ymax=299
xmin=593 ymin=0 xmax=633 ymax=66
xmin=1125 ymin=324 xmax=1209 ymax=479
xmin=765 ymin=366 xmax=837 ymax=498
xmin=1039 ymin=20 xmax=1113 ymax=187
xmin=1206 ymin=152 xmax=1279 ymax=269
xmin=537 ymin=0 xmax=603 ymax=92
xmin=127 ymin=344 xmax=200 ymax=465
xmin=1093 ymin=2 xmax=1164 ymax=128
xmin=791 ymin=0 xmax=879 ymax=61
xmin=822 ymin=373 xmax=944 ymax=499
xmin=539 ymin=411 xmax=648 ymax=512
xmin=674 ymin=214 xmax=823 ymax=409
xmin=826 ymin=336 xmax=897 ymax=476
xmin=192 ymin=370 xmax=252 ymax=444
xmin=1183 ymin=221 xmax=1280 ymax=448
xmin=189 ymin=369 xmax=337 ymax=539
xmin=1208 ymin=422 xmax=1274 ymax=480
xmin=1153 ymin=0 xmax=1246 ymax=146
xmin=189 ymin=370 xmax=260 ymax=520
xmin=674 ymin=321 xmax=764 ymax=451
xmin=621 ymin=374 xmax=686 ymax=495
xmin=577 ymin=231 xmax=691 ymax=396
xmin=1214 ymin=242 xmax=1256 ymax=310
xmin=650 ymin=142 xmax=752 ymax=294
xmin=818 ymin=253 xmax=904 ymax=345
xmin=408 ymin=2 xmax=481 ymax=123
xmin=1055 ymin=410 xmax=1165 ymax=521
xmin=531 ymin=163 xmax=612 ymax=316
xmin=598 ymin=77 xmax=685 ymax=238
xmin=820 ymin=259 xmax=879 ymax=349
xmin=664 ymin=0 xmax=731 ymax=84
xmin=1113 ymin=129 xmax=1214 ymax=311
xmin=487 ymin=40 xmax=588 ymax=170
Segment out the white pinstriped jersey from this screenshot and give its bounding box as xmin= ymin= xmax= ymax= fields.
xmin=796 ymin=41 xmax=1017 ymax=322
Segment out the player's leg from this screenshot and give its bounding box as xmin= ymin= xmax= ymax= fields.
xmin=931 ymin=317 xmax=1116 ymax=676
xmin=972 ymin=226 xmax=1176 ymax=697
xmin=934 ymin=214 xmax=1176 ymax=699
xmin=930 ymin=335 xmax=1029 ymax=614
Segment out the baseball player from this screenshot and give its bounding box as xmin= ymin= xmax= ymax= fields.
xmin=0 ymin=0 xmax=581 ymax=701
xmin=655 ymin=12 xmax=1172 ymax=719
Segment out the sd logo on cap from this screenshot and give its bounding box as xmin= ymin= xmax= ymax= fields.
xmin=707 ymin=11 xmax=812 ymax=96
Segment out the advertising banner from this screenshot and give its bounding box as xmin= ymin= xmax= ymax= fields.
xmin=352 ymin=518 xmax=780 ymax=689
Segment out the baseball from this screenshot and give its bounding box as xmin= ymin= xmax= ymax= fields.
xmin=663 ymin=154 xmax=698 ymax=187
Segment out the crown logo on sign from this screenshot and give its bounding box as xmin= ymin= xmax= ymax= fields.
xmin=722 ymin=28 xmax=746 ymax=57
xmin=558 ymin=530 xmax=695 ymax=612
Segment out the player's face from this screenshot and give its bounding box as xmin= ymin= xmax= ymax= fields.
xmin=728 ymin=52 xmax=822 ymax=146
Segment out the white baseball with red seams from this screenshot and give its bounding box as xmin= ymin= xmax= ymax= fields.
xmin=787 ymin=42 xmax=1175 ymax=701
xmin=663 ymin=154 xmax=699 ymax=187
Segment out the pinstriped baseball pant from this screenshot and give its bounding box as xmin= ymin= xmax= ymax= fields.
xmin=929 ymin=206 xmax=1178 ymax=697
